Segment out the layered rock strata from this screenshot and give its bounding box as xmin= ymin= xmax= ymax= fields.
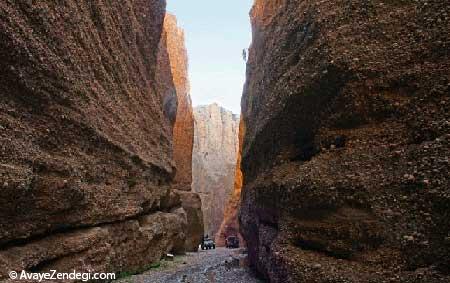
xmin=158 ymin=14 xmax=204 ymax=252
xmin=0 ymin=0 xmax=193 ymax=278
xmin=240 ymin=0 xmax=450 ymax=282
xmin=192 ymin=104 xmax=240 ymax=237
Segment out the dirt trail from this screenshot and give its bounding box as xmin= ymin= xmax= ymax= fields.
xmin=117 ymin=248 xmax=264 ymax=283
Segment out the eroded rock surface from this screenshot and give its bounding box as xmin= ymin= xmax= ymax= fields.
xmin=240 ymin=0 xmax=450 ymax=282
xmin=192 ymin=104 xmax=239 ymax=237
xmin=163 ymin=14 xmax=195 ymax=191
xmin=177 ymin=191 xmax=204 ymax=253
xmin=158 ymin=13 xmax=204 ymax=252
xmin=216 ymin=118 xmax=245 ymax=246
xmin=0 ymin=0 xmax=193 ymax=278
xmin=0 ymin=212 xmax=187 ymax=277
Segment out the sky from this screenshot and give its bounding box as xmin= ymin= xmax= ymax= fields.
xmin=166 ymin=0 xmax=254 ymax=114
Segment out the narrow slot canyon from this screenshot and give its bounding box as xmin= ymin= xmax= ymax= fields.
xmin=0 ymin=0 xmax=449 ymax=283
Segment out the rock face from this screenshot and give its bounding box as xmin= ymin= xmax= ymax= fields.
xmin=158 ymin=14 xmax=204 ymax=252
xmin=177 ymin=191 xmax=204 ymax=252
xmin=240 ymin=0 xmax=450 ymax=282
xmin=163 ymin=14 xmax=194 ymax=190
xmin=216 ymin=118 xmax=245 ymax=246
xmin=192 ymin=104 xmax=240 ymax=237
xmin=0 ymin=0 xmax=193 ymax=278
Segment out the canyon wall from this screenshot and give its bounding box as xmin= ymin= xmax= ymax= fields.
xmin=0 ymin=0 xmax=192 ymax=278
xmin=159 ymin=14 xmax=204 ymax=252
xmin=163 ymin=14 xmax=194 ymax=190
xmin=240 ymin=0 xmax=450 ymax=282
xmin=216 ymin=118 xmax=245 ymax=246
xmin=192 ymin=104 xmax=239 ymax=237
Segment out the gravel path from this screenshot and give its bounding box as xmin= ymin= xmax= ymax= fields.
xmin=116 ymin=248 xmax=265 ymax=283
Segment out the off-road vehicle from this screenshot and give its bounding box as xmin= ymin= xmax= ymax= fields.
xmin=201 ymin=237 xmax=216 ymax=250
xmin=225 ymin=235 xmax=240 ymax=249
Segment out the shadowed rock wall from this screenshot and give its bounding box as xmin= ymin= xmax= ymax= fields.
xmin=0 ymin=0 xmax=192 ymax=278
xmin=240 ymin=0 xmax=450 ymax=282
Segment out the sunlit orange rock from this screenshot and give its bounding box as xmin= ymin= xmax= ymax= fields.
xmin=163 ymin=14 xmax=195 ymax=190
xmin=159 ymin=13 xmax=204 ymax=252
